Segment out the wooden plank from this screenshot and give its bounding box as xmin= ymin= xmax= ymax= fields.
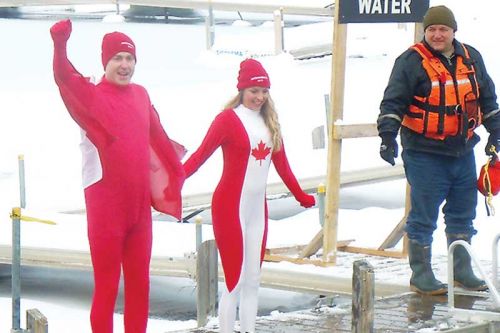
xmin=259 ymin=265 xmax=410 ymax=297
xmin=298 ymin=229 xmax=323 ymax=258
xmin=196 ymin=240 xmax=218 ymax=328
xmin=264 ymin=253 xmax=335 ymax=267
xmin=0 ymin=245 xmax=194 ymax=277
xmin=332 ymin=123 xmax=378 ymax=139
xmin=265 ymin=239 xmax=355 ymax=265
xmin=338 ymin=246 xmax=408 ymax=259
xmin=0 ymin=0 xmax=334 ymax=16
xmin=377 ymin=217 xmax=407 ymax=251
xmin=26 ymin=309 xmax=48 ymax=333
xmin=266 ymin=244 xmax=307 ymax=255
xmin=266 ymin=239 xmax=353 ymax=258
xmin=0 ymin=245 xmax=416 ymax=297
xmin=352 ymin=260 xmax=374 ymax=333
xmin=273 ymin=8 xmax=283 ymax=55
xmin=322 ymin=0 xmax=347 ymax=265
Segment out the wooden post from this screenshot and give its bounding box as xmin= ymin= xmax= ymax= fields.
xmin=317 ymin=183 xmax=326 ymax=227
xmin=195 ymin=215 xmax=203 ymax=251
xmin=26 ymin=309 xmax=48 ymax=333
xmin=324 ymin=94 xmax=331 ymax=137
xmin=11 ymin=207 xmax=22 ymax=331
xmin=323 ymin=1 xmax=347 ymax=264
xmin=352 ymin=260 xmax=374 ymax=333
xmin=205 ymin=1 xmax=215 ymax=49
xmin=196 ymin=239 xmax=218 ymax=327
xmin=414 ymin=22 xmax=424 ymax=42
xmin=273 ymin=8 xmax=284 ymax=55
xmin=18 ymin=155 xmax=26 ymax=209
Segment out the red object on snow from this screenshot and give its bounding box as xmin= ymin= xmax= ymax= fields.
xmin=478 ymin=160 xmax=500 ymax=196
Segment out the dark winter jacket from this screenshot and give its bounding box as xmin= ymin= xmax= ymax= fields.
xmin=377 ymin=39 xmax=500 ymax=157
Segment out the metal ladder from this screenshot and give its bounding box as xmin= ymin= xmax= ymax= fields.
xmin=448 ymin=235 xmax=500 ymax=325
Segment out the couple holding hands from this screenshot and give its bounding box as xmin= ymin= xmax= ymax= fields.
xmin=50 ymin=19 xmax=315 ymax=333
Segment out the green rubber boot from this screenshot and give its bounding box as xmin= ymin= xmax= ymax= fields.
xmin=447 ymin=233 xmax=488 ymax=291
xmin=408 ymin=239 xmax=447 ymax=295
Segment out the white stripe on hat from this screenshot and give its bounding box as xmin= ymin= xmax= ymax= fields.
xmin=121 ymin=41 xmax=134 ymax=49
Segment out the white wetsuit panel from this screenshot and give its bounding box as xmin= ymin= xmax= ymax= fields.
xmin=218 ymin=104 xmax=272 ymax=333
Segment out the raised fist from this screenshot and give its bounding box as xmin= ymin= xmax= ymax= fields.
xmin=50 ymin=19 xmax=72 ymax=44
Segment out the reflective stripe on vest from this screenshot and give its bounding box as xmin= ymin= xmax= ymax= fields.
xmin=402 ymin=42 xmax=481 ymax=140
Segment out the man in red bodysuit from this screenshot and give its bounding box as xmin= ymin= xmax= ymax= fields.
xmin=50 ymin=19 xmax=185 ymax=333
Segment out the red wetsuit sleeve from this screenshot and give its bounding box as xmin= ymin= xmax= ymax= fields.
xmin=52 ymin=35 xmax=112 ymax=148
xmin=150 ymin=106 xmax=185 ymax=177
xmin=149 ymin=106 xmax=186 ymax=219
xmin=183 ymin=112 xmax=228 ymax=178
xmin=272 ymin=141 xmax=315 ymax=208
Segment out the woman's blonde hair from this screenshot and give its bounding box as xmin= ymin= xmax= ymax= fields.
xmin=224 ymin=91 xmax=282 ymax=151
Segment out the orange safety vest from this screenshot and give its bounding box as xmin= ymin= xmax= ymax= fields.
xmin=402 ymin=42 xmax=481 ymax=140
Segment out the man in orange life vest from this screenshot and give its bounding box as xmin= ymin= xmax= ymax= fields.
xmin=377 ymin=5 xmax=500 ymax=295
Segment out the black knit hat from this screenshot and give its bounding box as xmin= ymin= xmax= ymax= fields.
xmin=423 ymin=5 xmax=457 ymax=31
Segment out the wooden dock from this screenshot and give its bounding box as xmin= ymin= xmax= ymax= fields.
xmin=3 ymin=240 xmax=500 ymax=332
xmin=172 ymin=293 xmax=500 ymax=333
xmin=0 ymin=244 xmax=413 ymax=297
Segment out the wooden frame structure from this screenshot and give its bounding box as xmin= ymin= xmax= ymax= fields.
xmin=305 ymin=13 xmax=425 ymax=265
xmin=267 ymin=11 xmax=426 ymax=266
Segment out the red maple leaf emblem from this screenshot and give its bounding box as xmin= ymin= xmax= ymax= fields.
xmin=251 ymin=140 xmax=271 ymax=166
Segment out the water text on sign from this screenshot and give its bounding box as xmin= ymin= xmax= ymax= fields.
xmin=358 ymin=0 xmax=412 ymax=15
xmin=338 ymin=0 xmax=427 ymax=24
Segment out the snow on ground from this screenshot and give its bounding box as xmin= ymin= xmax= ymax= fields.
xmin=2 ymin=0 xmax=500 ymax=332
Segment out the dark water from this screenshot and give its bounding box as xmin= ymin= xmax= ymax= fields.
xmin=0 ymin=264 xmax=322 ymax=321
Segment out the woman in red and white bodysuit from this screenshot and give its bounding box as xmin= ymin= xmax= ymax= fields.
xmin=183 ymin=59 xmax=315 ymax=333
xmin=50 ymin=19 xmax=185 ymax=333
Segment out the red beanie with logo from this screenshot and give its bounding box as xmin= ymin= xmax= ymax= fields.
xmin=101 ymin=31 xmax=136 ymax=69
xmin=237 ymin=58 xmax=271 ymax=91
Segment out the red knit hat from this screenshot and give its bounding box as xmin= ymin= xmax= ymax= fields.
xmin=101 ymin=31 xmax=136 ymax=69
xmin=237 ymin=58 xmax=270 ymax=91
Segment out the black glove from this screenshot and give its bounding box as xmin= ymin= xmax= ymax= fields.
xmin=379 ymin=133 xmax=398 ymax=166
xmin=485 ymin=129 xmax=500 ymax=161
